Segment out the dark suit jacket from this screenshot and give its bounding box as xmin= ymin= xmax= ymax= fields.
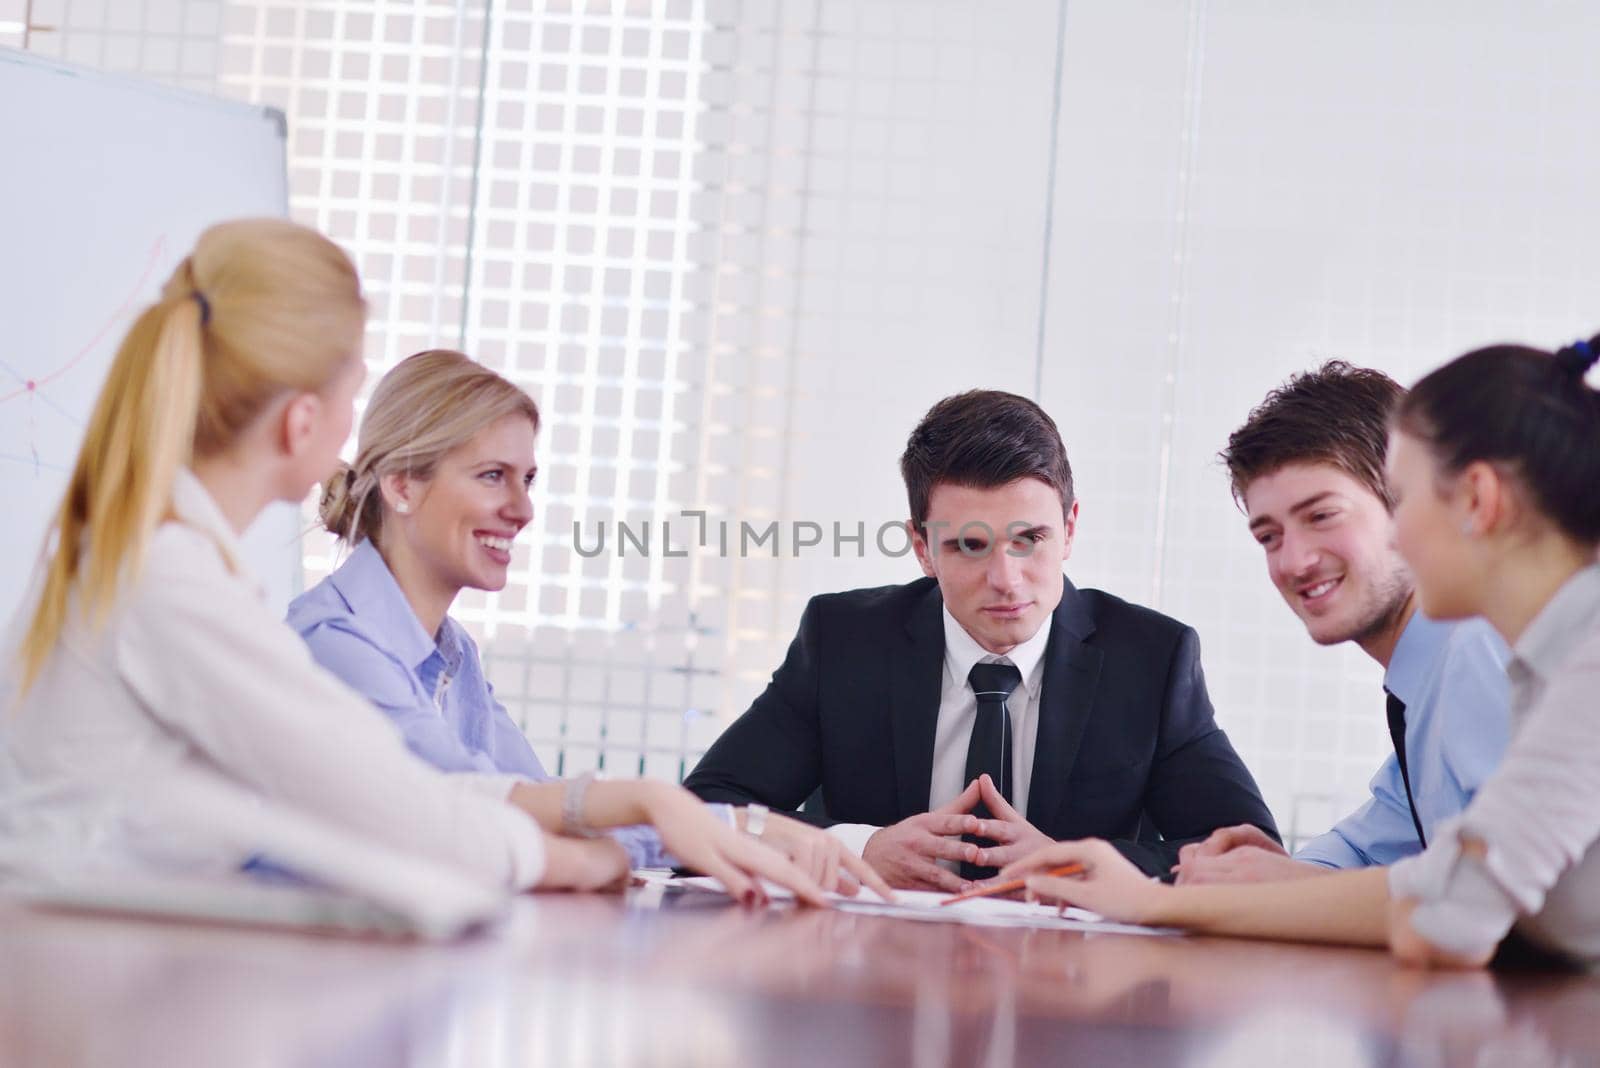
xmin=685 ymin=577 xmax=1278 ymax=875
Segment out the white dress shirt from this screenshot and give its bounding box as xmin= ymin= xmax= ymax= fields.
xmin=829 ymin=607 xmax=1050 ymax=858
xmin=0 ymin=470 xmax=546 ymax=900
xmin=1388 ymin=565 xmax=1600 ymax=965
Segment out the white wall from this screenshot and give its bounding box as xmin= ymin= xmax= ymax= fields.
xmin=1042 ymin=0 xmax=1600 ymax=837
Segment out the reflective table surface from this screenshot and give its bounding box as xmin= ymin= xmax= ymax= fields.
xmin=3 ymin=885 xmax=1596 ymax=1067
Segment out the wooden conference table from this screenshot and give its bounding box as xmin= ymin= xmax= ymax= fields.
xmin=2 ymin=884 xmax=1596 ymax=1068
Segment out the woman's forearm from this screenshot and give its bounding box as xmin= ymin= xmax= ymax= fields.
xmin=1148 ymin=866 xmax=1392 ymax=947
xmin=508 ymin=779 xmax=667 ymax=833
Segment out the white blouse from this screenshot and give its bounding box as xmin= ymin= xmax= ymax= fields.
xmin=0 ymin=471 xmax=545 ymax=903
xmin=1389 ymin=565 xmax=1600 ymax=966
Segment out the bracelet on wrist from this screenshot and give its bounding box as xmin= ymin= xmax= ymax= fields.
xmin=561 ymin=771 xmax=606 ymax=838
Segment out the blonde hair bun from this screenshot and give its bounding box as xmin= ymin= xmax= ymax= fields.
xmin=318 ymin=461 xmax=362 ymax=540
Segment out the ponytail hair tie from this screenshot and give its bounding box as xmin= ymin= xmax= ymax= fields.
xmin=191 ymin=289 xmax=212 ymax=327
xmin=1555 ymin=336 xmax=1597 ymax=379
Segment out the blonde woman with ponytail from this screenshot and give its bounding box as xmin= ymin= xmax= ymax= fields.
xmin=0 ymin=219 xmax=814 ymax=908
xmin=289 ymin=350 xmax=894 ymax=900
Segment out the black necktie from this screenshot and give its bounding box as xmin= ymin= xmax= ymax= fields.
xmin=1385 ymin=690 xmax=1428 ymax=848
xmin=961 ymin=661 xmax=1022 ymax=881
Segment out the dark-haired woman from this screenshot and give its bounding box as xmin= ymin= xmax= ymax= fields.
xmin=1001 ymin=335 xmax=1600 ymax=970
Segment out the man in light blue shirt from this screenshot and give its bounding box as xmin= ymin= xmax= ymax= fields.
xmin=1175 ymin=361 xmax=1509 ymax=883
xmin=1293 ymin=611 xmax=1507 ymax=868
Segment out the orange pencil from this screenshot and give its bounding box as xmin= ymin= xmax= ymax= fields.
xmin=937 ymin=863 xmax=1085 ymax=907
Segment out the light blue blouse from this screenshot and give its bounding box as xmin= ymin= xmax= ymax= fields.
xmin=287 ymin=539 xmax=675 ymax=869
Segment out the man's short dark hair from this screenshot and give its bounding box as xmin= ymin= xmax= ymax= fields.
xmin=1221 ymin=360 xmax=1403 ymax=509
xmin=900 ymin=390 xmax=1074 ymax=531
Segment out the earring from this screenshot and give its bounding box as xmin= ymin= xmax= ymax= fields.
xmin=395 ymin=501 xmax=410 ymax=514
xmin=1460 ymin=520 xmax=1473 ymax=535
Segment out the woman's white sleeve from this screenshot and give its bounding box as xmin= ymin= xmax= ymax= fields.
xmin=116 ymin=548 xmax=546 ymax=891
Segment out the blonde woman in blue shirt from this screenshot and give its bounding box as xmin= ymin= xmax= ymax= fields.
xmin=1 ymin=219 xmax=830 ymax=910
xmin=290 ymin=348 xmax=892 ymax=899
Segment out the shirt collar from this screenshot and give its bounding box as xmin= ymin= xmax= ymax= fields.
xmin=1511 ymin=564 xmax=1600 ymax=682
xmin=941 ymin=605 xmax=1051 ymax=698
xmin=1383 ymin=607 xmax=1454 ymax=706
xmin=327 ymin=539 xmax=441 ymax=672
xmin=171 ymin=468 xmax=256 ymax=595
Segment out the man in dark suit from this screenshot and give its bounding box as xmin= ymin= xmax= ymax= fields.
xmin=686 ymin=390 xmax=1277 ymax=891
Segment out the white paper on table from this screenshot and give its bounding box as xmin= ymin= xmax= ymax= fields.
xmin=655 ymin=875 xmax=1178 ymax=937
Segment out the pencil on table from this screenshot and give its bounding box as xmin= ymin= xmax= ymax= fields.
xmin=937 ymin=863 xmax=1086 ymax=906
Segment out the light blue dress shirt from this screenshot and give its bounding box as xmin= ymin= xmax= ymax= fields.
xmin=287 ymin=539 xmax=675 ymax=869
xmin=1295 ymin=612 xmax=1510 ymax=869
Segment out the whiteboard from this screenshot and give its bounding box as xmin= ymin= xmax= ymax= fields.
xmin=0 ymin=48 xmax=302 ymax=632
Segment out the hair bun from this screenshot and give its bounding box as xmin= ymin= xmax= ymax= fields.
xmin=1555 ymin=335 xmax=1599 ymax=379
xmin=317 ymin=462 xmax=361 ymax=539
